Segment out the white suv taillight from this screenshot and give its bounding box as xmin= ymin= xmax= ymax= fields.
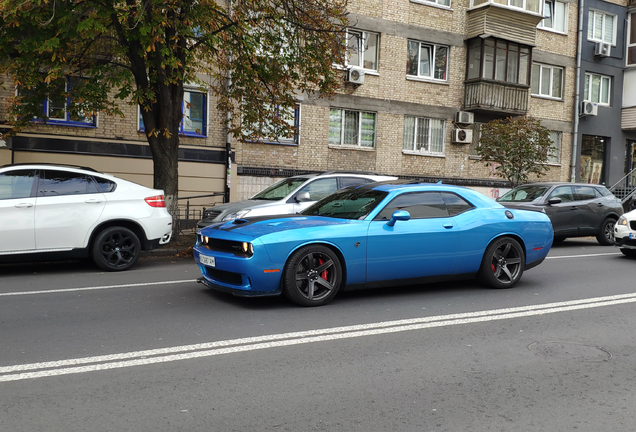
xmin=145 ymin=195 xmax=166 ymax=208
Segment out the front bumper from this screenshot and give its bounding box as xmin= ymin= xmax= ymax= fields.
xmin=193 ymin=245 xmax=283 ymax=297
xmin=614 ymin=225 xmax=636 ymax=249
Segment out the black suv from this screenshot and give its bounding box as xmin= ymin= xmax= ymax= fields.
xmin=497 ymin=182 xmax=624 ymax=245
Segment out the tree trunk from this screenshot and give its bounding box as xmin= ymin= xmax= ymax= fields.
xmin=148 ymin=133 xmax=180 ymax=239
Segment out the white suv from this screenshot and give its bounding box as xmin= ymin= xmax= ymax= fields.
xmin=0 ymin=164 xmax=173 ymax=271
xmin=197 ymin=171 xmax=397 ymax=228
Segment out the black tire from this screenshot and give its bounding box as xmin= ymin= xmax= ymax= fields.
xmin=553 ymin=236 xmax=567 ymax=243
xmin=478 ymin=237 xmax=525 ymax=289
xmin=620 ymin=248 xmax=636 ymax=258
xmin=596 ymin=218 xmax=616 ymax=246
xmin=282 ymin=245 xmax=342 ymax=307
xmin=92 ymin=226 xmax=141 ymax=271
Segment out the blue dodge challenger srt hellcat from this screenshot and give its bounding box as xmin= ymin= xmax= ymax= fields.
xmin=194 ymin=181 xmax=553 ymax=306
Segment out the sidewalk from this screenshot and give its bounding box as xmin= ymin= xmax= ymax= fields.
xmin=141 ymin=233 xmax=196 ymax=258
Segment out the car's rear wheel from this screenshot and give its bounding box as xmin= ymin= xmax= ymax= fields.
xmin=478 ymin=237 xmax=524 ymax=289
xmin=282 ymin=245 xmax=342 ymax=306
xmin=596 ymin=218 xmax=616 ymax=246
xmin=620 ymin=248 xmax=636 ymax=258
xmin=92 ymin=226 xmax=141 ymax=271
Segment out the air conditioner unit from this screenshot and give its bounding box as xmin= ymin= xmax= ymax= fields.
xmin=347 ymin=68 xmax=365 ymax=85
xmin=453 ymin=128 xmax=473 ymax=144
xmin=581 ymin=101 xmax=598 ymax=116
xmin=594 ymin=42 xmax=611 ymax=57
xmin=455 ymin=111 xmax=474 ymax=125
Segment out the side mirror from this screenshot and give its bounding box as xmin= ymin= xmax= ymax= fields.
xmin=387 ymin=210 xmax=410 ymax=227
xmin=547 ymin=197 xmax=562 ymax=205
xmin=296 ymin=191 xmax=311 ymax=203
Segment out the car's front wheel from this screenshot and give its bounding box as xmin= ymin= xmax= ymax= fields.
xmin=478 ymin=237 xmax=525 ymax=289
xmin=596 ymin=218 xmax=616 ymax=246
xmin=620 ymin=248 xmax=636 ymax=258
xmin=282 ymin=245 xmax=342 ymax=306
xmin=92 ymin=226 xmax=141 ymax=271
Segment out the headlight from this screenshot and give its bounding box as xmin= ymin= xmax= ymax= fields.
xmin=618 ymin=216 xmax=627 ymax=226
xmin=242 ymin=242 xmax=254 ymax=256
xmin=222 ymin=209 xmax=251 ymax=222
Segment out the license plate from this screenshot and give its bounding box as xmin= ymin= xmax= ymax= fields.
xmin=200 ymin=254 xmax=215 ymax=267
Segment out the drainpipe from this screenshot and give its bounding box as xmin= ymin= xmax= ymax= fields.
xmin=571 ymin=0 xmax=585 ymax=182
xmin=224 ymin=0 xmax=233 ymax=203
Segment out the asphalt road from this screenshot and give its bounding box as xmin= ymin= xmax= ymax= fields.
xmin=2 ymin=239 xmax=636 ymax=431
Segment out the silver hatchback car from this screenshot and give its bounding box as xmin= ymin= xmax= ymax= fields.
xmin=197 ymin=171 xmax=397 ymax=228
xmin=497 ymin=182 xmax=623 ymax=245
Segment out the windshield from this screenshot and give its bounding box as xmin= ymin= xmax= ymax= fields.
xmin=301 ymin=188 xmax=388 ymax=220
xmin=252 ymin=178 xmax=308 ymax=200
xmin=498 ymin=186 xmax=550 ymax=203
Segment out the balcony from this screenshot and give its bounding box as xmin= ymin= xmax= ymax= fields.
xmin=467 ymin=0 xmax=544 ymax=46
xmin=464 ymin=80 xmax=529 ymax=115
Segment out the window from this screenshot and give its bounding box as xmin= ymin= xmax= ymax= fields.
xmin=584 ymin=73 xmax=611 ymax=105
xmin=413 ymin=0 xmax=451 ymax=7
xmin=407 ymin=40 xmax=449 ymax=81
xmin=441 ymin=192 xmax=475 ymax=216
xmin=539 ymin=0 xmax=567 ymax=33
xmin=531 ymin=63 xmax=563 ymax=99
xmin=245 ymin=104 xmax=300 ymax=145
xmin=588 ymin=10 xmax=616 ymax=44
xmin=37 ymin=170 xmax=99 ymax=197
xmin=466 ymin=38 xmax=531 ymax=85
xmin=0 ymin=170 xmax=36 ymax=200
xmin=548 ymin=186 xmax=575 ymax=202
xmin=403 ymin=116 xmax=445 ymax=155
xmin=573 ymin=186 xmax=598 ymax=201
xmin=548 ymin=131 xmax=562 ymax=164
xmin=27 ymin=77 xmax=97 ymax=127
xmin=628 ymin=12 xmax=636 ymax=65
xmin=139 ymin=89 xmax=207 ymax=137
xmin=471 ymin=0 xmax=540 ymax=14
xmin=329 ymin=109 xmax=376 ymax=148
xmin=346 ymin=29 xmax=379 ymax=71
xmin=375 ymin=192 xmax=451 ymax=220
xmin=297 ymin=178 xmax=339 ymax=201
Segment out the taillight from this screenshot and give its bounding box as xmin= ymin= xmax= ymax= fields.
xmin=145 ymin=195 xmax=166 ymax=207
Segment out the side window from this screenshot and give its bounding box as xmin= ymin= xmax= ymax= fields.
xmin=441 ymin=192 xmax=475 ymax=216
xmin=548 ymin=186 xmax=574 ymax=202
xmin=339 ymin=177 xmax=371 ymax=188
xmin=38 ymin=170 xmax=98 ymax=197
xmin=375 ymin=192 xmax=450 ymax=220
xmin=91 ymin=176 xmax=117 ymax=193
xmin=573 ymin=186 xmax=597 ymax=201
xmin=298 ymin=178 xmax=339 ymax=201
xmin=0 ymin=170 xmax=36 ymax=200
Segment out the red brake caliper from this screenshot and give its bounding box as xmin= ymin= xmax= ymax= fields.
xmin=318 ymin=258 xmax=328 ymax=280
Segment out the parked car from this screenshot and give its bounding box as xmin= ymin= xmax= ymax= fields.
xmin=614 ymin=209 xmax=636 ymax=257
xmin=194 ymin=181 xmax=553 ymax=306
xmin=0 ymin=164 xmax=173 ymax=270
xmin=196 ymin=171 xmax=397 ymax=229
xmin=497 ymin=182 xmax=623 ymax=245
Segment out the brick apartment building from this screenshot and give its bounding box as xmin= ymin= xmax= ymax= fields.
xmin=2 ymin=0 xmax=635 ymax=209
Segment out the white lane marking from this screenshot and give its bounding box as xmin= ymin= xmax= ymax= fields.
xmin=0 ymin=252 xmax=620 ymax=297
xmin=546 ymin=252 xmax=621 ymax=259
xmin=0 ymin=279 xmax=197 ymax=296
xmin=2 ymin=292 xmax=636 ymax=382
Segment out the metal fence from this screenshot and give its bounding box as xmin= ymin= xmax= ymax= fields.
xmin=175 ymin=192 xmax=224 ymax=235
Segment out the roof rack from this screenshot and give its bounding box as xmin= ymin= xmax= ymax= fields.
xmin=1 ymin=163 xmax=99 ymax=172
xmin=318 ymin=171 xmax=384 ymax=176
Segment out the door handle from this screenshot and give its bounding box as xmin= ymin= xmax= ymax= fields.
xmin=85 ymin=199 xmax=103 ymax=204
xmin=14 ymin=203 xmax=33 ymax=208
xmin=570 ymin=206 xmax=578 ymax=210
xmin=443 ymin=223 xmax=454 ymax=229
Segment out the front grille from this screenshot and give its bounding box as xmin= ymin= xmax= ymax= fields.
xmin=205 ymin=268 xmax=243 ymax=286
xmin=204 ymin=209 xmax=223 ymax=219
xmin=199 ymin=236 xmax=250 ymax=257
xmin=630 ymin=220 xmax=636 ymax=230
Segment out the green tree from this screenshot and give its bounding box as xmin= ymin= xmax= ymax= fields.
xmin=0 ymin=0 xmax=349 ymax=213
xmin=475 ymin=116 xmax=556 ymax=187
